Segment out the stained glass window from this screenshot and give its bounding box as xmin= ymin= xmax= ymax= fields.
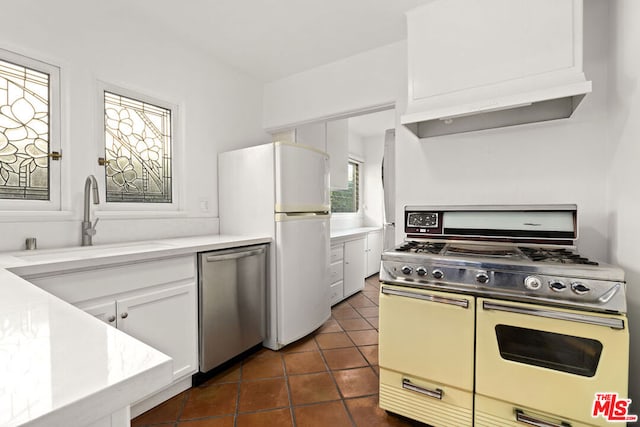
xmin=0 ymin=58 xmax=50 ymax=200
xmin=104 ymin=91 xmax=172 ymax=203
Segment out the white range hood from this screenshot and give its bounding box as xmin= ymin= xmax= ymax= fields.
xmin=401 ymin=0 xmax=590 ymax=139
xmin=401 ymin=78 xmax=592 ymax=138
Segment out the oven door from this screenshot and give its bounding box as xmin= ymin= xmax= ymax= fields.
xmin=475 ymin=297 xmax=629 ymax=427
xmin=379 ymin=284 xmax=475 ymax=427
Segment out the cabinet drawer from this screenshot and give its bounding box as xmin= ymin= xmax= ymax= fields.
xmin=330 ymin=280 xmax=344 ymax=306
xmin=380 ymin=368 xmax=473 ymax=427
xmin=28 ymin=255 xmax=196 ymax=304
xmin=330 ymin=260 xmax=343 ymax=283
xmin=330 ymin=245 xmax=344 ymax=263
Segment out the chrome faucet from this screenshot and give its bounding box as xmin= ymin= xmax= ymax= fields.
xmin=82 ymin=175 xmax=100 ymax=246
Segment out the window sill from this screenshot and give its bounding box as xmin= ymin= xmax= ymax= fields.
xmin=95 ymin=210 xmax=191 ymax=220
xmin=0 ymin=211 xmax=75 ymax=223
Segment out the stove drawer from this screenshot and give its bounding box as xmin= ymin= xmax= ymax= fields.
xmin=380 ymin=368 xmax=473 ymax=427
xmin=476 ymin=297 xmax=629 ymax=427
xmin=379 ymin=284 xmax=475 ymax=391
xmin=475 ymin=394 xmax=593 ymax=427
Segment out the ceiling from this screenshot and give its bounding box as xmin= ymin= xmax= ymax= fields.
xmin=126 ymin=0 xmax=432 ymax=82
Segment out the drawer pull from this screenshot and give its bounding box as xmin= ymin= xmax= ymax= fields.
xmin=382 ymin=286 xmax=469 ymax=308
xmin=402 ymin=379 xmax=443 ymax=400
xmin=515 ymin=409 xmax=571 ymax=427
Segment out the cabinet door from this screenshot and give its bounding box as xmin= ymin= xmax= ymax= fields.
xmin=343 ymin=238 xmax=366 ymax=297
xmin=79 ymin=300 xmax=117 ymax=327
xmin=326 ymin=119 xmax=349 ymax=190
xmin=295 ymin=122 xmax=326 ymax=152
xmin=117 ymin=283 xmax=198 ymax=380
xmin=366 ymin=231 xmax=383 ymax=277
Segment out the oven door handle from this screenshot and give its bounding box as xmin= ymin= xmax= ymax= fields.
xmin=402 ymin=379 xmax=443 ymax=400
xmin=515 ymin=409 xmax=571 ymax=427
xmin=482 ymin=301 xmax=625 ymax=330
xmin=381 ymin=286 xmax=469 ymax=308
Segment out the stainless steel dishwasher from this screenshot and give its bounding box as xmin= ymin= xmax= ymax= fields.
xmin=197 ymin=244 xmax=267 ymax=373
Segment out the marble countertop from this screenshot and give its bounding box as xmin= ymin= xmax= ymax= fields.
xmin=0 ymin=234 xmax=271 ymax=427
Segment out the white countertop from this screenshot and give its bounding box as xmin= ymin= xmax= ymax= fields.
xmin=0 ymin=234 xmax=271 ymax=427
xmin=330 ymin=226 xmax=382 ymax=241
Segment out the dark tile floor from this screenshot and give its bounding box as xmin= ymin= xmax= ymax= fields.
xmin=132 ymin=274 xmax=423 ymax=427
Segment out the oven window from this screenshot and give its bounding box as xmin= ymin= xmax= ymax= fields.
xmin=495 ymin=325 xmax=603 ymax=377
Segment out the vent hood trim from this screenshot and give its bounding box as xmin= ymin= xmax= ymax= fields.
xmin=401 ymin=80 xmax=592 ymax=138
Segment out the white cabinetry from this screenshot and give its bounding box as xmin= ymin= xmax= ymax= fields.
xmin=294 ymin=122 xmax=326 ymax=152
xmin=344 ymin=238 xmax=366 ymax=297
xmin=25 ymin=255 xmax=198 ymax=402
xmin=325 ymin=119 xmax=349 ymax=189
xmin=329 ymin=244 xmax=345 ymax=306
xmin=365 ymin=230 xmax=383 ymax=277
xmin=80 ymin=284 xmax=197 ymax=381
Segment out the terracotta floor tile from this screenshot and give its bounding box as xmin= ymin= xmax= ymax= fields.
xmin=180 ymin=383 xmax=238 ymax=419
xmin=177 ymin=417 xmax=235 ymax=427
xmin=315 ymin=332 xmax=355 ymax=349
xmin=284 ymin=351 xmax=327 ymax=374
xmin=238 ymin=378 xmax=289 ymax=412
xmin=372 ymin=365 xmax=380 ymax=376
xmin=281 ymin=335 xmax=319 ymax=353
xmin=294 ymin=401 xmax=353 ymax=427
xmin=202 ymin=364 xmax=241 ymax=385
xmin=132 ymin=391 xmax=187 ymax=425
xmin=347 ymin=294 xmax=376 ymax=308
xmin=331 ymin=306 xmax=362 ymax=320
xmin=333 ymin=367 xmax=379 ymax=398
xmin=332 ymin=300 xmax=352 ymax=310
xmin=317 ymin=319 xmax=344 ymax=334
xmin=355 ymin=306 xmax=379 ymax=318
xmin=358 ymin=345 xmax=379 ymax=365
xmin=347 ymin=329 xmax=379 ymax=346
xmin=346 ymin=396 xmax=419 ymax=427
xmin=323 ymin=347 xmax=369 ymax=370
xmin=288 ymin=372 xmax=340 ymax=405
xmin=364 ymin=283 xmax=380 ymax=292
xmin=363 ymin=291 xmax=379 ymax=303
xmin=236 ymin=408 xmax=294 ymax=427
xmin=365 ymin=316 xmax=379 ymax=329
xmin=241 ymin=351 xmax=284 ymax=380
xmin=337 ymin=317 xmax=374 ymax=331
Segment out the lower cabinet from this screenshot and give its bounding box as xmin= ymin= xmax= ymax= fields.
xmin=365 ymin=230 xmax=383 ymax=277
xmin=330 ymin=236 xmax=366 ymax=305
xmin=24 ymin=254 xmax=199 ymax=408
xmin=78 ymin=283 xmax=198 ymax=381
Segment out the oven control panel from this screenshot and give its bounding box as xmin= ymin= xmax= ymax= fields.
xmin=380 ymin=259 xmax=626 ymax=313
xmin=405 ymin=211 xmax=443 ymax=236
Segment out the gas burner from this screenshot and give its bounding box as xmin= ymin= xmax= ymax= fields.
xmin=395 ymin=241 xmax=445 ymax=254
xmin=518 ymin=247 xmax=599 ymax=266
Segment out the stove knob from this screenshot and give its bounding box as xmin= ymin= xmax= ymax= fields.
xmin=549 ymin=281 xmax=567 ymax=292
xmin=416 ymin=267 xmax=427 ymax=276
xmin=524 ymin=276 xmax=542 ymax=290
xmin=476 ymin=272 xmax=490 ymax=284
xmin=571 ymin=282 xmax=590 ymax=295
xmin=401 ymin=265 xmax=413 ymax=275
xmin=432 ymin=269 xmax=444 ymax=280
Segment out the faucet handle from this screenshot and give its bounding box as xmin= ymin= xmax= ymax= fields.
xmin=87 ymin=218 xmax=99 ymax=236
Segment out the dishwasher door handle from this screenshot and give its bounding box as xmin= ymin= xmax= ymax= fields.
xmin=205 ymin=248 xmax=265 ymax=262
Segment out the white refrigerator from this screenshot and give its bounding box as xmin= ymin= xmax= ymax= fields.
xmin=218 ymin=141 xmax=331 ymax=350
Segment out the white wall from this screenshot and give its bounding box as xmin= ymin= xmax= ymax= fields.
xmin=263 ymin=42 xmax=405 ymax=130
xmin=608 ymin=0 xmax=640 ymax=404
xmin=0 ymin=1 xmax=268 ymax=251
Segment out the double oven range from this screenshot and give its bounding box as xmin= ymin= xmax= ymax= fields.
xmin=378 ymin=205 xmax=630 ymax=427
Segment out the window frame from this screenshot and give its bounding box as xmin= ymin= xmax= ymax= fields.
xmin=0 ymin=47 xmax=62 ymax=213
xmin=95 ymin=81 xmax=183 ymax=216
xmin=330 ymin=157 xmax=363 ymax=215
